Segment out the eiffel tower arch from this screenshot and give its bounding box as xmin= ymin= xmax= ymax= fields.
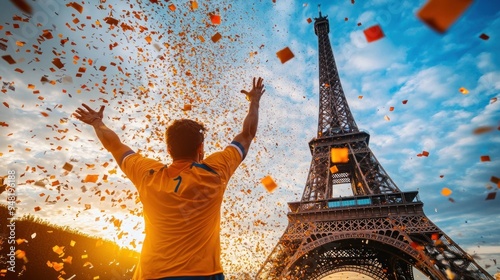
xmin=256 ymin=9 xmax=493 ymax=280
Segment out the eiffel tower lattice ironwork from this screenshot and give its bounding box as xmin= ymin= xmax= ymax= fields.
xmin=256 ymin=9 xmax=493 ymax=280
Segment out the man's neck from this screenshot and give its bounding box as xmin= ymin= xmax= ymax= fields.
xmin=172 ymin=157 xmax=199 ymax=163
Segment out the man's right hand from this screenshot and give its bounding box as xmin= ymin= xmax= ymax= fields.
xmin=232 ymin=77 xmax=266 ymax=159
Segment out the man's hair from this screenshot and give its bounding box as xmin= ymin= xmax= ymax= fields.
xmin=165 ymin=119 xmax=206 ymax=159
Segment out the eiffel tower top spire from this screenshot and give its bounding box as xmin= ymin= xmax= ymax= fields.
xmin=313 ymin=8 xmax=358 ymax=138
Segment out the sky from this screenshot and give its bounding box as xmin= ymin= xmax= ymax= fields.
xmin=0 ymin=0 xmax=499 ymax=279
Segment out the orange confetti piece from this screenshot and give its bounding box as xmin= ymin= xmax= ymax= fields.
xmin=168 ymin=4 xmax=176 ymax=11
xmin=358 ymin=96 xmax=363 ymax=99
xmin=183 ymin=104 xmax=192 ymax=111
xmin=410 ymin=241 xmax=424 ymax=250
xmin=104 ymin=17 xmax=119 ymax=25
xmin=190 ymin=1 xmax=198 ymax=11
xmin=2 ymin=55 xmax=16 ymax=64
xmin=441 ymin=187 xmax=452 ymax=196
xmin=84 ymin=204 xmax=91 ymax=210
xmin=70 ymin=240 xmax=76 ymax=247
xmin=63 ymin=256 xmax=73 ymax=264
xmin=261 ymin=175 xmax=278 ymax=193
xmin=473 ymin=126 xmax=494 ymax=135
xmin=2 ymin=102 xmax=9 ymax=108
xmin=363 ymin=24 xmax=385 ymax=42
xmin=66 ymin=2 xmax=83 ymax=13
xmin=480 ymin=155 xmax=491 ymax=162
xmin=145 ymin=35 xmax=152 ymax=44
xmin=210 ymin=14 xmax=221 ymax=25
xmin=402 ymin=100 xmax=408 ymax=104
xmin=41 ymin=112 xmax=49 ymax=117
xmin=389 ymin=106 xmax=394 ymax=111
xmin=84 ymin=174 xmax=99 ymax=183
xmin=276 ymin=47 xmax=294 ymax=64
xmin=211 ymin=32 xmax=222 ymax=43
xmin=486 ymin=192 xmax=496 ymax=200
xmin=198 ymin=35 xmax=205 ymax=42
xmin=34 ymin=206 xmax=41 ymax=212
xmin=10 ymin=0 xmax=33 ymax=14
xmin=52 ymin=245 xmax=64 ymax=256
xmin=417 ymin=0 xmax=473 ymax=33
xmin=331 ymin=147 xmax=349 ymax=163
xmin=307 ymin=18 xmax=312 ymax=24
xmin=62 ymin=162 xmax=73 ymax=172
xmin=15 ymin=250 xmax=26 ymax=259
xmin=52 ymin=58 xmax=64 ymax=69
xmin=330 ymin=165 xmax=339 ymax=173
xmin=459 ymin=87 xmax=469 ymax=94
xmin=431 ymin=233 xmax=440 ymax=240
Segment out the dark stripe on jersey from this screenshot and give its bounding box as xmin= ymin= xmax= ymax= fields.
xmin=191 ymin=162 xmax=218 ymax=175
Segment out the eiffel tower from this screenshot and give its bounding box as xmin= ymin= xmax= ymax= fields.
xmin=256 ymin=8 xmax=493 ymax=280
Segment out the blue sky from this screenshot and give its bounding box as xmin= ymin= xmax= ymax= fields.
xmin=0 ymin=0 xmax=499 ymax=279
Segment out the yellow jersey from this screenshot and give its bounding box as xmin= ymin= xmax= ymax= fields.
xmin=120 ymin=142 xmax=245 ymax=280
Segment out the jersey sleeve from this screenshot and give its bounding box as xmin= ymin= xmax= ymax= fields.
xmin=203 ymin=141 xmax=245 ymax=183
xmin=120 ymin=152 xmax=163 ymax=188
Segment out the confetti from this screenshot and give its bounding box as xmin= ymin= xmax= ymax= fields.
xmin=261 ymin=175 xmax=278 ymax=193
xmin=490 ymin=176 xmax=499 ymax=186
xmin=479 ymin=33 xmax=489 ymax=40
xmin=66 ymin=2 xmax=83 ymax=13
xmin=459 ymin=87 xmax=469 ymax=94
xmin=2 ymin=55 xmax=16 ymax=64
xmin=485 ymin=192 xmax=496 ymax=200
xmin=431 ymin=233 xmax=440 ymax=240
xmin=402 ymin=100 xmax=408 ymax=104
xmin=210 ymin=14 xmax=221 ymax=25
xmin=307 ymin=18 xmax=312 ymax=24
xmin=190 ymin=1 xmax=198 ymax=11
xmin=473 ymin=126 xmax=494 ymax=135
xmin=389 ymin=107 xmax=394 ymax=111
xmin=34 ymin=206 xmax=41 ymax=212
xmin=480 ymin=155 xmax=491 ymax=162
xmin=384 ymin=115 xmax=390 ymax=121
xmin=52 ymin=58 xmax=64 ymax=69
xmin=168 ymin=4 xmax=176 ymax=11
xmin=84 ymin=174 xmax=99 ymax=183
xmin=417 ymin=0 xmax=473 ymax=33
xmin=441 ymin=187 xmax=452 ymax=196
xmin=211 ymin=32 xmax=222 ymax=43
xmin=330 ymin=165 xmax=339 ymax=173
xmin=9 ymin=0 xmax=32 ymax=14
xmin=363 ymin=24 xmax=385 ymax=43
xmin=276 ymin=47 xmax=294 ymax=64
xmin=331 ymin=147 xmax=349 ymax=163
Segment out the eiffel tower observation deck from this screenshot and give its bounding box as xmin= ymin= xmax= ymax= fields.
xmin=256 ymin=7 xmax=493 ymax=280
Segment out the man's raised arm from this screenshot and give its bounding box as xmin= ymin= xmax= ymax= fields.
xmin=233 ymin=77 xmax=265 ymax=157
xmin=74 ymin=103 xmax=133 ymax=166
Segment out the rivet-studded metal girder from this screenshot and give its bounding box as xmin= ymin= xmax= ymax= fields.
xmin=256 ymin=11 xmax=493 ymax=280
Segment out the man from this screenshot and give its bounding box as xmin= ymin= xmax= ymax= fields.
xmin=73 ymin=77 xmax=265 ymax=280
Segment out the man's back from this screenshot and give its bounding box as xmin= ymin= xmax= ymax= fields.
xmin=122 ymin=145 xmax=243 ymax=279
